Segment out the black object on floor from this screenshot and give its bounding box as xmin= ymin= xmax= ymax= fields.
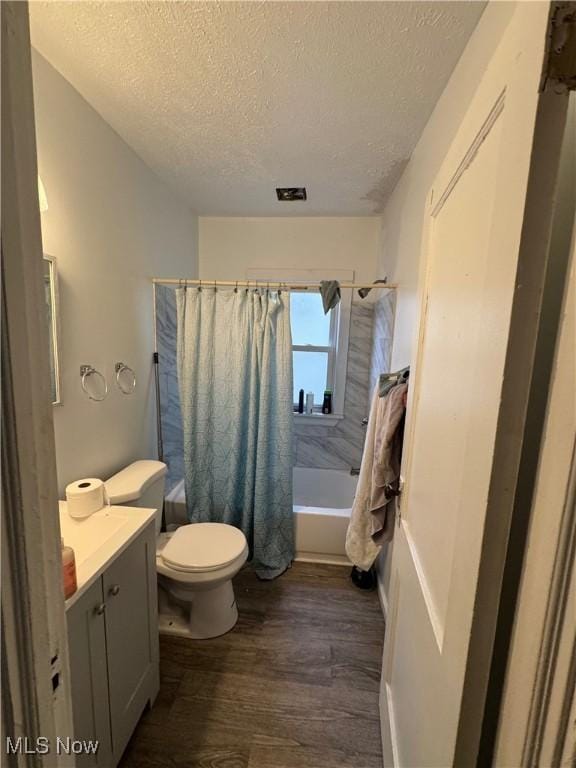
xmin=351 ymin=566 xmax=376 ymax=590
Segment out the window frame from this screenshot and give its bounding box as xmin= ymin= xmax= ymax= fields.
xmin=291 ymin=292 xmax=338 ymax=411
xmin=246 ymin=267 xmax=353 ymax=421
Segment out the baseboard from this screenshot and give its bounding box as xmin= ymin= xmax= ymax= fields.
xmin=380 ymin=681 xmax=399 ymax=767
xmin=377 ymin=570 xmax=388 ymax=621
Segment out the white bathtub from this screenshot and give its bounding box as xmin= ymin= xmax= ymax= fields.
xmin=165 ymin=467 xmax=357 ymax=566
xmin=293 ymin=467 xmax=357 ymax=565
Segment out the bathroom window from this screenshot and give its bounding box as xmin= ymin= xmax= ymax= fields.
xmin=247 ymin=268 xmax=352 ymax=420
xmin=291 ymin=291 xmax=338 ymax=409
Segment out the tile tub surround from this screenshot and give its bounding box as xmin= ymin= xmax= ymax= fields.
xmin=155 ymin=285 xmax=183 ymax=492
xmin=294 ymin=301 xmax=376 ymax=471
xmin=369 ymin=290 xmax=396 ymax=395
xmin=119 ymin=562 xmax=384 ymax=768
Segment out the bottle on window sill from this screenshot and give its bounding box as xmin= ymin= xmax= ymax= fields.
xmin=305 ymin=392 xmax=314 ymax=415
xmin=322 ymin=389 xmax=333 ymax=415
xmin=298 ymin=389 xmax=304 ymax=414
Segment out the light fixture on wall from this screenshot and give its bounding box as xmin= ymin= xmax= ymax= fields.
xmin=38 ymin=175 xmax=49 ymax=212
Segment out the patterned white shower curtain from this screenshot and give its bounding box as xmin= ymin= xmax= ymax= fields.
xmin=176 ymin=286 xmax=294 ymax=579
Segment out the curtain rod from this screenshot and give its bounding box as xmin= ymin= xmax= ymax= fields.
xmin=151 ymin=278 xmax=397 ymax=290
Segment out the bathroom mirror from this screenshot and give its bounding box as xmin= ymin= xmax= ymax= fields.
xmin=43 ymin=255 xmax=62 ymax=405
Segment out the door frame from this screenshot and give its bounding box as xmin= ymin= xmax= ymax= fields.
xmin=1 ymin=2 xmax=74 ymax=764
xmin=489 ymin=92 xmax=576 ymax=765
xmin=455 ymin=84 xmax=574 ymax=766
xmin=383 ymin=3 xmax=575 ymax=765
xmin=470 ymin=55 xmax=575 ymax=768
xmin=495 ymin=201 xmax=575 ymax=766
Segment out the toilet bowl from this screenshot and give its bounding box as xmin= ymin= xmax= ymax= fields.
xmin=156 ymin=523 xmax=248 ymax=638
xmin=105 ymin=461 xmax=248 ymax=639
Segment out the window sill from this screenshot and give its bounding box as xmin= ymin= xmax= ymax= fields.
xmin=293 ymin=412 xmax=343 ymax=426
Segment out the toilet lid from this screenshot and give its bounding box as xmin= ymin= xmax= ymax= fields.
xmin=160 ymin=522 xmax=247 ymax=573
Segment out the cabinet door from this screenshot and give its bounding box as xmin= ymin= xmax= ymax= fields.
xmin=103 ymin=526 xmax=159 ymax=762
xmin=67 ymin=578 xmax=113 ymax=767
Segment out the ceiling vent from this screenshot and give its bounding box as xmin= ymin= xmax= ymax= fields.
xmin=276 ymin=187 xmax=307 ymax=201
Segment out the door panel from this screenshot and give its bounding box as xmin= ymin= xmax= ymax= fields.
xmin=407 ymin=111 xmax=505 ymax=645
xmin=387 ymin=535 xmax=452 ymax=768
xmin=103 ymin=530 xmax=155 ymax=760
xmin=381 ymin=3 xmax=553 ymax=765
xmin=67 ymin=578 xmax=112 ymax=767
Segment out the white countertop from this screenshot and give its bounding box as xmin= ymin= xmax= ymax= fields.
xmin=59 ymin=502 xmax=156 ymax=610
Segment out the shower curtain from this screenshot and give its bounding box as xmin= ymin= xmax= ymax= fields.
xmin=176 ymin=286 xmax=294 ymax=579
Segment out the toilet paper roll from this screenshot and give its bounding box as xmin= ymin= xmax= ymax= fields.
xmin=66 ymin=478 xmax=106 ymax=519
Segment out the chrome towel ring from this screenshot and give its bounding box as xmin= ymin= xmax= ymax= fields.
xmin=115 ymin=362 xmax=136 ymax=395
xmin=80 ymin=365 xmax=108 ymax=401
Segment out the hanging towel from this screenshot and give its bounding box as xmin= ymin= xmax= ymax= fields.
xmin=369 ymin=382 xmax=407 ymax=542
xmin=319 ymin=280 xmax=341 ymax=314
xmin=378 ymin=366 xmax=410 ymax=397
xmin=345 ymin=382 xmax=407 ymax=570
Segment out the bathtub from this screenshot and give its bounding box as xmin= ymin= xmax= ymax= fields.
xmin=165 ymin=467 xmax=357 ymax=567
xmin=293 ymin=467 xmax=357 ymax=565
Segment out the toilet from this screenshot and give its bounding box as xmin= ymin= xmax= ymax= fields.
xmin=105 ymin=460 xmax=248 ymax=639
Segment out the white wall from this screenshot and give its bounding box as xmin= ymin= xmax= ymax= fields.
xmin=33 ymin=51 xmax=198 ymax=494
xmin=199 ymin=217 xmax=381 ymax=283
xmin=378 ymin=1 xmax=516 ymax=371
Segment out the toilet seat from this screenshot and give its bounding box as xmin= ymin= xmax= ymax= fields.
xmin=160 ymin=522 xmax=247 ymax=573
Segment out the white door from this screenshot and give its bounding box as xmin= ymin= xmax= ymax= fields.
xmin=380 ymin=4 xmax=564 ymax=766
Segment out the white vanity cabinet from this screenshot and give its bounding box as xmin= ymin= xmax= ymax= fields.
xmin=66 ymin=521 xmax=159 ymax=767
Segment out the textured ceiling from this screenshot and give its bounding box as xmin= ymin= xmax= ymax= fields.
xmin=30 ymin=1 xmax=486 ymax=216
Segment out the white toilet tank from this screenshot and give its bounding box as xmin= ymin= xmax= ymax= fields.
xmin=105 ymin=460 xmax=167 ymax=535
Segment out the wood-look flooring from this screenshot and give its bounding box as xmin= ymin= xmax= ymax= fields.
xmin=120 ymin=562 xmax=384 ymax=768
